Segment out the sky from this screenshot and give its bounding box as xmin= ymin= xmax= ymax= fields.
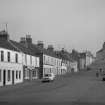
xmin=0 ymin=0 xmax=105 ymax=55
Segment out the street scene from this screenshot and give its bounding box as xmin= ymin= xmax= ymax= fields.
xmin=0 ymin=0 xmax=105 ymax=105
xmin=0 ymin=70 xmax=105 ymax=105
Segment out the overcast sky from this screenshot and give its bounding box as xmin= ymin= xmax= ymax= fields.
xmin=0 ymin=0 xmax=105 ymax=55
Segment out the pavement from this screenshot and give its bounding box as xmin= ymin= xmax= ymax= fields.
xmin=0 ymin=70 xmax=105 ymax=105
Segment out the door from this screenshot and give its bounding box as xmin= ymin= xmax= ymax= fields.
xmin=12 ymin=71 xmax=14 ymax=84
xmin=3 ymin=70 xmax=6 ymax=86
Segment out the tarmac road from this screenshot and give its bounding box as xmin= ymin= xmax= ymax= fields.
xmin=0 ymin=70 xmax=105 ymax=105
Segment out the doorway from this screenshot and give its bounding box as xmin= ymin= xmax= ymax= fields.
xmin=3 ymin=70 xmax=6 ymax=86
xmin=12 ymin=71 xmax=14 ymax=84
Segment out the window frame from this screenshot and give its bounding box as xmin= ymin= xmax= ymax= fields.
xmin=16 ymin=71 xmax=18 ymax=79
xmin=15 ymin=53 xmax=18 ymax=63
xmin=1 ymin=51 xmax=4 ymax=62
xmin=7 ymin=52 xmax=10 ymax=62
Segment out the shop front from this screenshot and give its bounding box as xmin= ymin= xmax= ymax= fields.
xmin=24 ymin=66 xmax=38 ymax=80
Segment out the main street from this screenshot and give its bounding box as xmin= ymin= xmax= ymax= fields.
xmin=0 ymin=70 xmax=105 ymax=105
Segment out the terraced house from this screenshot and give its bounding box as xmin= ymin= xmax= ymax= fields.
xmin=0 ymin=30 xmax=23 ymax=86
xmin=0 ymin=31 xmax=40 ymax=87
xmin=11 ymin=37 xmax=40 ymax=80
xmin=79 ymin=51 xmax=94 ymax=70
xmin=19 ymin=39 xmax=63 ymax=78
xmin=0 ymin=30 xmax=79 ymax=87
xmin=42 ymin=45 xmax=62 ymax=77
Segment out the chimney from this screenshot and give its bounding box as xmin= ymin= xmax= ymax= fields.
xmin=0 ymin=30 xmax=9 ymax=41
xmin=61 ymin=48 xmax=65 ymax=53
xmin=26 ymin=35 xmax=32 ymax=44
xmin=20 ymin=37 xmax=29 ymax=48
xmin=20 ymin=37 xmax=26 ymax=44
xmin=37 ymin=41 xmax=44 ymax=49
xmin=47 ymin=45 xmax=54 ymax=52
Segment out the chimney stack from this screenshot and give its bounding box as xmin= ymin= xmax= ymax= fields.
xmin=26 ymin=35 xmax=32 ymax=44
xmin=47 ymin=45 xmax=54 ymax=52
xmin=20 ymin=37 xmax=26 ymax=44
xmin=0 ymin=30 xmax=9 ymax=41
xmin=37 ymin=41 xmax=44 ymax=49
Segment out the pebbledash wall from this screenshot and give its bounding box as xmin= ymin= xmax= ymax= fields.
xmin=0 ymin=48 xmax=23 ymax=86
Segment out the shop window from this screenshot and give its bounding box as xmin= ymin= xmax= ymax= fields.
xmin=19 ymin=71 xmax=21 ymax=79
xmin=16 ymin=71 xmax=18 ymax=79
xmin=8 ymin=70 xmax=11 ymax=81
xmin=7 ymin=52 xmax=10 ymax=62
xmin=0 ymin=70 xmax=1 ymax=82
xmin=1 ymin=51 xmax=4 ymax=61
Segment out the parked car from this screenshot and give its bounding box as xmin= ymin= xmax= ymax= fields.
xmin=42 ymin=73 xmax=55 ymax=82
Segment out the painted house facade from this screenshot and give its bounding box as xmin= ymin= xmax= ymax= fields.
xmin=79 ymin=51 xmax=94 ymax=70
xmin=43 ymin=54 xmax=62 ymax=76
xmin=96 ymin=42 xmax=105 ymax=61
xmin=95 ymin=42 xmax=105 ymax=69
xmin=11 ymin=36 xmax=40 ymax=80
xmin=0 ymin=30 xmax=80 ymax=87
xmin=0 ymin=31 xmax=23 ymax=86
xmin=36 ymin=43 xmax=63 ymax=78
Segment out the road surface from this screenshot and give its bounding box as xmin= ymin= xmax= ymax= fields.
xmin=0 ymin=70 xmax=105 ymax=105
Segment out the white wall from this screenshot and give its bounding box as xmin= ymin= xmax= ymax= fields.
xmin=0 ymin=48 xmax=23 ymax=86
xmin=43 ymin=54 xmax=62 ymax=76
xmin=70 ymin=61 xmax=78 ymax=72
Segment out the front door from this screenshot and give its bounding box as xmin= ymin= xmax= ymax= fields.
xmin=3 ymin=70 xmax=6 ymax=86
xmin=12 ymin=71 xmax=14 ymax=84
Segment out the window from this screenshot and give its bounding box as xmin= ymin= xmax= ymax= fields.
xmin=25 ymin=55 xmax=27 ymax=65
xmin=32 ymin=70 xmax=36 ymax=77
xmin=8 ymin=70 xmax=11 ymax=81
xmin=19 ymin=71 xmax=21 ymax=79
xmin=7 ymin=52 xmax=10 ymax=62
xmin=30 ymin=56 xmax=32 ymax=65
xmin=1 ymin=51 xmax=4 ymax=61
xmin=15 ymin=54 xmax=18 ymax=63
xmin=16 ymin=71 xmax=18 ymax=79
xmin=43 ymin=56 xmax=45 ymax=64
xmin=0 ymin=70 xmax=1 ymax=82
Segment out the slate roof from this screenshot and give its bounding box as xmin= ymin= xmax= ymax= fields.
xmin=10 ymin=40 xmax=35 ymax=56
xmin=0 ymin=40 xmax=19 ymax=52
xmin=97 ymin=49 xmax=103 ymax=53
xmin=24 ymin=43 xmax=59 ymax=58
